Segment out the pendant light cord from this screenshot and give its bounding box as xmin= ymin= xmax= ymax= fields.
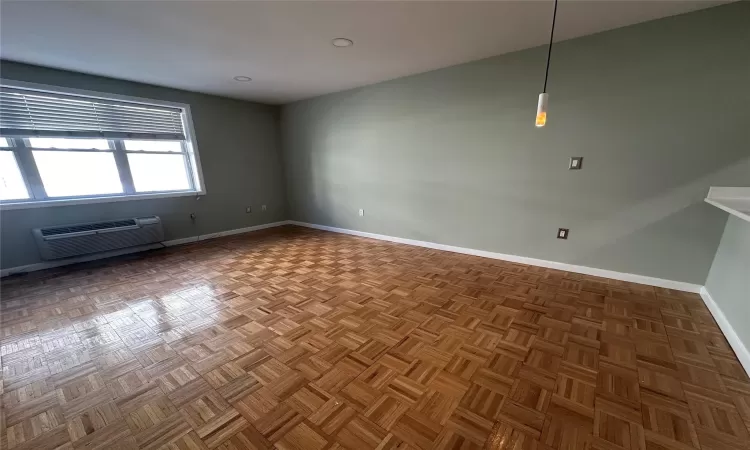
xmin=543 ymin=0 xmax=559 ymax=93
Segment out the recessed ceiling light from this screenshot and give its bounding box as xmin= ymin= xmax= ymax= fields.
xmin=233 ymin=76 xmax=252 ymax=82
xmin=331 ymin=38 xmax=353 ymax=48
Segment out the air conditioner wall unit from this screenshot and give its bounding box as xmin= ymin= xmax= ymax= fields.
xmin=32 ymin=216 xmax=164 ymax=260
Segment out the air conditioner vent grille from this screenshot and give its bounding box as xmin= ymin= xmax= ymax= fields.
xmin=33 ymin=217 xmax=163 ymax=260
xmin=41 ymin=219 xmax=137 ymax=237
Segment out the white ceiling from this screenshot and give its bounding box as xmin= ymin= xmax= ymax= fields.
xmin=0 ymin=0 xmax=729 ymax=104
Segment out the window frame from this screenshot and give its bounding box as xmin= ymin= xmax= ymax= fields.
xmin=0 ymin=79 xmax=206 ymax=210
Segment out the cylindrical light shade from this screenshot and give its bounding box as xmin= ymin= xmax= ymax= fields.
xmin=535 ymin=93 xmax=549 ymax=127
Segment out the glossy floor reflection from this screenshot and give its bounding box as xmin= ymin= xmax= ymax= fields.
xmin=1 ymin=225 xmax=749 ymax=450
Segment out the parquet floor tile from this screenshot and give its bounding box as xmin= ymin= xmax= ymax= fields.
xmin=1 ymin=225 xmax=749 ymax=449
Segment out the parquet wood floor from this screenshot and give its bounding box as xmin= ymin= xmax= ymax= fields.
xmin=1 ymin=225 xmax=748 ymax=450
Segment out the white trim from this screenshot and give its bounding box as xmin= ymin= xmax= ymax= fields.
xmin=181 ymin=105 xmax=206 ymax=194
xmin=705 ymin=199 xmax=750 ymax=223
xmin=162 ymin=221 xmax=288 ymax=246
xmin=0 ymin=190 xmax=204 ymax=210
xmin=705 ymin=187 xmax=750 ymax=223
xmin=705 ymin=198 xmax=750 ymax=224
xmin=1 ymin=219 xmax=705 ymax=294
xmin=289 ymin=221 xmax=703 ymax=293
xmin=700 ymin=287 xmax=750 ymax=377
xmin=0 ymin=221 xmax=289 ymax=278
xmin=0 ymin=243 xmax=164 ymax=278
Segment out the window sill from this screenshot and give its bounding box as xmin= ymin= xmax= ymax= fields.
xmin=0 ymin=190 xmax=205 ymax=210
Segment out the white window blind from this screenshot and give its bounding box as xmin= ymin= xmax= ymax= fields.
xmin=0 ymin=87 xmax=186 ymax=140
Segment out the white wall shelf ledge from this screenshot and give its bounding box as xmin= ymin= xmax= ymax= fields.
xmin=705 ymin=187 xmax=750 ymax=223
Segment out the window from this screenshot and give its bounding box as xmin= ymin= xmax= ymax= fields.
xmin=122 ymin=140 xmax=191 ymax=192
xmin=0 ymin=82 xmax=204 ymax=208
xmin=0 ymin=139 xmax=30 ymax=201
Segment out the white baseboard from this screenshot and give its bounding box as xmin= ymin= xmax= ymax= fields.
xmin=700 ymin=287 xmax=750 ymax=376
xmin=289 ymin=221 xmax=703 ymax=293
xmin=162 ymin=221 xmax=289 ymax=247
xmin=1 ymin=219 xmax=704 ymax=296
xmin=1 ymin=221 xmax=289 ymax=278
xmin=0 ymin=243 xmax=165 ymax=278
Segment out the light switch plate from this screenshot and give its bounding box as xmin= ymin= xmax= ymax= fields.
xmin=557 ymin=228 xmax=569 ymax=239
xmin=569 ymin=157 xmax=583 ymax=170
xmin=359 ymin=209 xmax=364 ymax=216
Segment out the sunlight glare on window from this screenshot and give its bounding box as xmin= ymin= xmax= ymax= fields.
xmin=33 ymin=151 xmax=122 ymax=197
xmin=123 ymin=140 xmax=182 ymax=152
xmin=0 ymin=137 xmax=11 ymax=148
xmin=29 ymin=138 xmax=110 ymax=150
xmin=128 ymin=153 xmax=190 ymax=192
xmin=0 ymin=152 xmax=30 ymax=200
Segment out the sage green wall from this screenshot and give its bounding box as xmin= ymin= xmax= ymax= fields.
xmin=281 ymin=2 xmax=750 ymax=284
xmin=0 ymin=61 xmax=287 ymax=270
xmin=705 ymin=216 xmax=750 ymax=351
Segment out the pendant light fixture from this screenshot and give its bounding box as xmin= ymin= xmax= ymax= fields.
xmin=536 ymin=0 xmax=559 ymax=128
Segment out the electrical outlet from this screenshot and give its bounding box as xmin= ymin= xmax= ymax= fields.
xmin=262 ymin=205 xmax=267 ymax=211
xmin=245 ymin=207 xmax=252 ymax=213
xmin=569 ymin=157 xmax=583 ymax=170
xmin=359 ymin=209 xmax=364 ymax=217
xmin=557 ymin=228 xmax=569 ymax=239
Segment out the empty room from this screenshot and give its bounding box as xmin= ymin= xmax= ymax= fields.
xmin=0 ymin=1 xmax=749 ymax=449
